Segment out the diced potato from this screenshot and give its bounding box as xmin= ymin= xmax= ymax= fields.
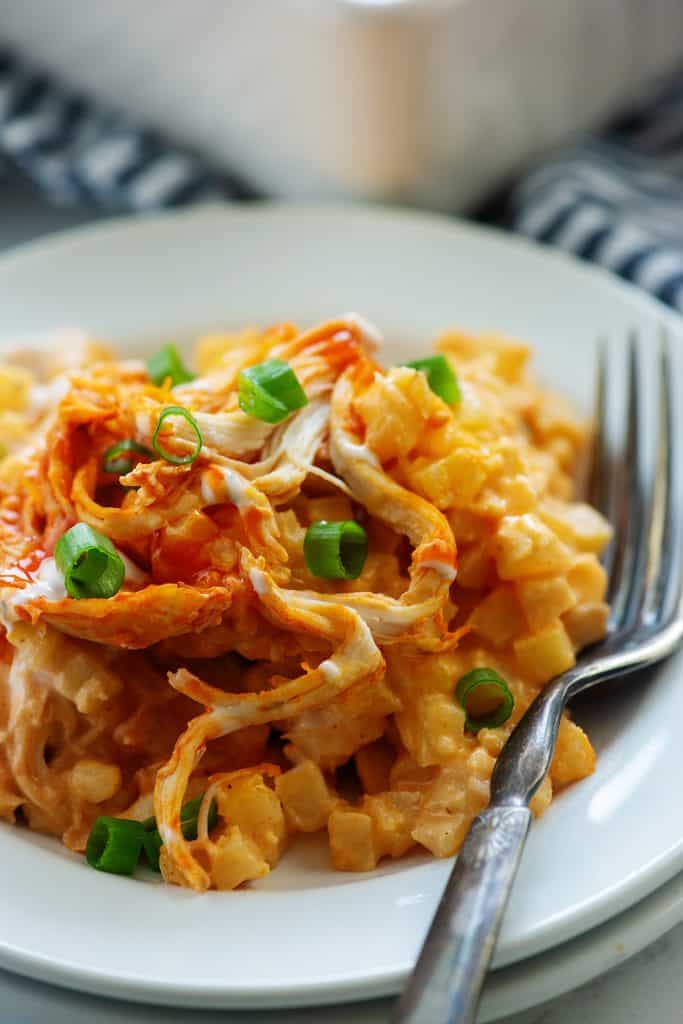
xmin=411 ymin=810 xmax=469 ymax=858
xmin=355 ymin=739 xmax=395 ymax=795
xmin=194 ymin=328 xmax=265 ymax=374
xmin=562 ymin=602 xmax=609 ymax=650
xmin=396 ymin=692 xmax=468 ymax=767
xmin=539 ymin=499 xmax=612 ymax=554
xmin=362 ymin=791 xmax=420 ymax=859
xmin=302 ymin=495 xmax=354 ymax=525
xmin=69 ymin=759 xmax=122 ymax=804
xmin=0 ymin=364 xmax=32 ymax=412
xmin=438 ymin=331 xmax=529 ymax=383
xmin=551 ymin=716 xmax=596 ymax=789
xmin=275 ymin=760 xmax=336 ymax=833
xmin=494 ymin=514 xmax=573 ymax=580
xmin=209 ymin=826 xmax=270 ymax=890
xmin=411 ymin=767 xmax=470 ymax=858
xmin=215 ymin=774 xmax=287 ymax=866
xmin=356 ymin=367 xmax=440 ymax=462
xmin=456 ymin=543 xmax=495 ymax=590
xmin=529 ymin=774 xmax=553 ymax=817
xmin=404 ymin=447 xmax=494 ymax=510
xmin=514 ymin=620 xmax=576 ymax=684
xmin=468 ymin=585 xmax=527 ymax=647
xmin=567 ymin=555 xmax=607 ymax=603
xmin=328 ymin=808 xmax=378 ymax=871
xmin=516 ymin=576 xmax=577 ymax=632
xmin=447 ymin=508 xmax=493 ymax=545
xmin=526 ymin=391 xmax=586 ymax=445
xmin=285 ymin=700 xmax=392 ymax=771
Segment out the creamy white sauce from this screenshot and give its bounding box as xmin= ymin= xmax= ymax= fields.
xmin=201 ymin=466 xmax=254 ymax=509
xmin=334 ymin=435 xmax=381 ymax=469
xmin=118 ymin=550 xmax=148 ymax=584
xmin=419 ymin=560 xmax=457 ymax=582
xmin=319 ymin=658 xmax=341 ymax=683
xmin=342 ymin=313 xmax=383 ymax=349
xmin=27 ymin=376 xmax=70 ymax=417
xmin=248 ymin=567 xmax=269 ymax=596
xmin=8 ymin=557 xmax=67 ymax=611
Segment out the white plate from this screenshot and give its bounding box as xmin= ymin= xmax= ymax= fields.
xmin=0 ymin=203 xmax=682 ymax=1010
xmin=3 ymin=856 xmax=683 ymax=1023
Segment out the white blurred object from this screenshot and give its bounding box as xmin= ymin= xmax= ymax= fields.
xmin=0 ymin=0 xmax=681 ymax=211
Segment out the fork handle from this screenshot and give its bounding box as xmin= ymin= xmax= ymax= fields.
xmin=391 ymin=803 xmax=532 ymax=1024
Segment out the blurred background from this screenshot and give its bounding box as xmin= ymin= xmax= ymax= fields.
xmin=2 ymin=1 xmax=683 ymax=307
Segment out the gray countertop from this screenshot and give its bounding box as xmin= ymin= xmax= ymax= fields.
xmin=0 ymin=168 xmax=681 ymax=1023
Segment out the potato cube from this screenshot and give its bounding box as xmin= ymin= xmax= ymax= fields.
xmin=447 ymin=508 xmax=493 ymax=545
xmin=513 ymin=620 xmax=576 ymax=684
xmin=355 ymin=739 xmax=395 ymax=795
xmin=69 ymin=759 xmax=121 ymax=804
xmin=0 ymin=364 xmax=32 ymax=412
xmin=328 ymin=808 xmax=378 ymax=871
xmin=355 ymin=368 xmax=432 ymax=462
xmin=363 ymin=792 xmax=420 ymax=859
xmin=438 ymin=330 xmax=529 ymax=382
xmin=529 ymin=774 xmax=553 ymax=817
xmin=539 ymin=499 xmax=612 ymax=554
xmin=396 ymin=692 xmax=467 ymax=767
xmin=276 ymin=760 xmax=336 ymax=833
xmin=405 ymin=447 xmax=493 ymax=511
xmin=215 ymin=774 xmax=287 ymax=866
xmin=562 ymin=602 xmax=609 ymax=650
xmin=551 ymin=716 xmax=596 ymax=789
xmin=567 ymin=555 xmax=607 ymax=603
xmin=302 ymin=495 xmax=354 ymax=525
xmin=468 ymin=585 xmax=526 ymax=647
xmin=456 ymin=543 xmax=495 ymax=590
xmin=516 ymin=576 xmax=576 ymax=632
xmin=209 ymin=826 xmax=270 ymax=890
xmin=495 ymin=514 xmax=573 ymax=580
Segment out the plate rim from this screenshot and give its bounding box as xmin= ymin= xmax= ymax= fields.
xmin=0 ymin=200 xmax=682 ymax=1009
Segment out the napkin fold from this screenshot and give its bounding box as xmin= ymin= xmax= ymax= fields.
xmin=508 ymin=69 xmax=683 ymax=312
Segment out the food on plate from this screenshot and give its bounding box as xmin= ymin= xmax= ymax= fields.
xmin=0 ymin=317 xmax=611 ymax=891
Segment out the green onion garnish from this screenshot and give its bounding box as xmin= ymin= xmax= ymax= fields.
xmin=455 ymin=667 xmax=514 ymax=733
xmin=152 ymin=406 xmax=203 ymax=465
xmin=85 ymin=816 xmax=145 ymax=875
xmin=403 ymin=355 xmax=461 ymax=404
xmin=303 ymin=520 xmax=368 ymax=580
xmin=238 ymin=358 xmax=308 ymax=424
xmin=141 ymin=793 xmax=218 ymax=841
xmin=142 ymin=829 xmax=163 ymax=873
xmin=102 ymin=439 xmax=153 ymax=476
xmin=146 ymin=344 xmax=195 ymax=388
xmin=54 ymin=522 xmax=125 ymax=600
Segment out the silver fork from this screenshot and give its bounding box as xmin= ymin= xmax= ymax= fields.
xmin=392 ymin=331 xmax=683 ymax=1024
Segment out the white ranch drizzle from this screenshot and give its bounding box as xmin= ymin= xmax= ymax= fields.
xmin=418 ymin=560 xmax=457 ymax=582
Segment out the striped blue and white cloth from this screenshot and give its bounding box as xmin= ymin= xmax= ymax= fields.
xmin=3 ymin=46 xmax=683 ymax=311
xmin=0 ymin=49 xmax=235 ymax=209
xmin=509 ymin=69 xmax=683 ymax=312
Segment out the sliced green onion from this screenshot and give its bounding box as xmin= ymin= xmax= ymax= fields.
xmin=86 ymin=816 xmax=145 ymax=875
xmin=455 ymin=667 xmax=514 ymax=733
xmin=142 ymin=829 xmax=163 ymax=873
xmin=141 ymin=793 xmax=218 ymax=841
xmin=304 ymin=520 xmax=368 ymax=580
xmin=102 ymin=439 xmax=153 ymax=476
xmin=55 ymin=522 xmax=125 ymax=600
xmin=146 ymin=344 xmax=195 ymax=388
xmin=152 ymin=406 xmax=203 ymax=466
xmin=403 ymin=355 xmax=461 ymax=404
xmin=238 ymin=358 xmax=308 ymax=424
